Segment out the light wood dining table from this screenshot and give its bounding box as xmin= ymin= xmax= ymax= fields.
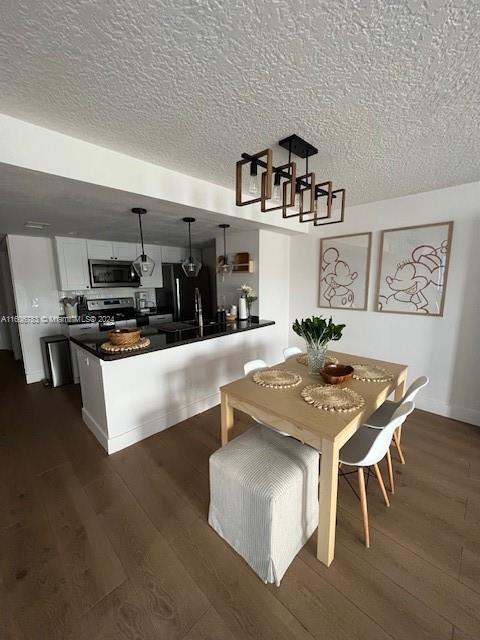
xmin=219 ymin=351 xmax=408 ymax=567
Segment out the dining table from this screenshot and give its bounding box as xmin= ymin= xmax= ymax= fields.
xmin=219 ymin=351 xmax=408 ymax=567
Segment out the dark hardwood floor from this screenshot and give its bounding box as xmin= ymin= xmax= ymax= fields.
xmin=0 ymin=350 xmax=479 ymax=640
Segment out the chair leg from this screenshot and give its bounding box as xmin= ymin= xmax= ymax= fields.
xmin=357 ymin=468 xmax=370 ymax=548
xmin=374 ymin=463 xmax=390 ymax=507
xmin=386 ymin=449 xmax=395 ymax=494
xmin=393 ymin=429 xmax=406 ymax=465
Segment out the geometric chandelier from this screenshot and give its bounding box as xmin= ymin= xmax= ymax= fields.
xmin=235 ymin=134 xmax=345 ymax=226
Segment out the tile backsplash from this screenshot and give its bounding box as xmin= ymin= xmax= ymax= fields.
xmin=59 ymin=287 xmax=156 ymax=303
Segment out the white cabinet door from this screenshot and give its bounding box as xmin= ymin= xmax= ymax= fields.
xmin=55 ymin=237 xmax=90 ymax=291
xmin=113 ymin=242 xmax=138 ymax=262
xmin=66 ymin=322 xmax=99 ymax=382
xmin=139 ymin=244 xmax=163 ymax=288
xmin=87 ymin=240 xmax=114 ymax=260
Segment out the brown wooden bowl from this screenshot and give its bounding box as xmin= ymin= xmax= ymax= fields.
xmin=108 ymin=328 xmax=141 ymax=347
xmin=320 ymin=364 xmax=354 ymax=385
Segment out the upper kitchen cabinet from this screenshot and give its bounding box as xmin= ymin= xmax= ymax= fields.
xmin=86 ymin=240 xmax=138 ymax=261
xmin=139 ymin=244 xmax=163 ymax=288
xmin=55 ymin=237 xmax=90 ymax=291
xmin=114 ymin=242 xmax=138 ymax=262
xmin=86 ymin=239 xmax=113 ymax=260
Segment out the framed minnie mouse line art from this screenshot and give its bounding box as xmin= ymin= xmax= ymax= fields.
xmin=376 ymin=221 xmax=453 ymax=316
xmin=319 ymin=232 xmax=372 ymax=311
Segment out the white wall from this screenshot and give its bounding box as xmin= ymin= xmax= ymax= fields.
xmin=215 ymin=230 xmax=260 ymax=315
xmin=289 ymin=181 xmax=480 ymax=426
xmin=7 ymin=235 xmax=63 ymax=383
xmin=258 ymin=229 xmax=290 ymax=365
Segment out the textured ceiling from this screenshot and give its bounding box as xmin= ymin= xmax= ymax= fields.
xmin=0 ymin=164 xmax=261 ymax=247
xmin=1 ymin=0 xmax=479 ymax=205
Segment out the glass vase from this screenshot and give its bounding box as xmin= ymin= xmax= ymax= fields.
xmin=246 ymin=299 xmax=252 ymax=321
xmin=307 ymin=344 xmax=327 ymax=376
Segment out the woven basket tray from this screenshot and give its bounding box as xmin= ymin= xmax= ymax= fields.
xmin=352 ymin=364 xmax=393 ymax=383
xmin=301 ymin=385 xmax=365 ymax=412
xmin=252 ymin=369 xmax=302 ymax=389
xmin=296 ymin=353 xmax=338 ymax=367
xmin=108 ymin=328 xmax=141 ymax=347
xmin=100 ymin=337 xmax=151 ymax=353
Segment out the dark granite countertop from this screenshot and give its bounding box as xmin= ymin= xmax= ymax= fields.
xmin=61 ymin=309 xmax=165 ymax=325
xmin=70 ymin=319 xmax=275 ymax=361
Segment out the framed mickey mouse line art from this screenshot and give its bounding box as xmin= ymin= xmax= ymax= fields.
xmin=319 ymin=232 xmax=372 ymax=311
xmin=376 ymin=221 xmax=453 ymax=316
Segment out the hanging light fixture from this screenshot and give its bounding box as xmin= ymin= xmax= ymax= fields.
xmin=217 ymin=223 xmax=233 ymax=276
xmin=131 ymin=207 xmax=155 ymax=277
xmin=181 ymin=217 xmax=202 ymax=278
xmin=235 ymin=134 xmax=346 ymax=226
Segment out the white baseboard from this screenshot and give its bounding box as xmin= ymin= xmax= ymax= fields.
xmin=26 ymin=369 xmax=44 ymax=384
xmin=417 ymin=397 xmax=480 ymax=427
xmin=83 ymin=392 xmax=220 ymax=454
xmin=82 ymin=408 xmax=109 ymax=450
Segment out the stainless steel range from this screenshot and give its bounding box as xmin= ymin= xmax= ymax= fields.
xmin=86 ymin=297 xmax=137 ymax=329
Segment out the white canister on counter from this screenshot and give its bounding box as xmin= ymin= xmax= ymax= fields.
xmin=230 ymin=304 xmax=237 ymax=319
xmin=238 ymin=296 xmax=248 ymax=320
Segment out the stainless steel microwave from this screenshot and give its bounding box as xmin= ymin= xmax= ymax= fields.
xmin=88 ymin=259 xmax=140 ymax=288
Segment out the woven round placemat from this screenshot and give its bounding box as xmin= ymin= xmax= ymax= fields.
xmin=100 ymin=337 xmax=151 ymax=353
xmin=296 ymin=353 xmax=339 ymax=366
xmin=352 ymin=364 xmax=393 ymax=383
xmin=252 ymin=369 xmax=302 ymax=389
xmin=301 ymin=385 xmax=365 ymax=412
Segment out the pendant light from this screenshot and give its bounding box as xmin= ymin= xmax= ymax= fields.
xmin=132 ymin=208 xmax=155 ymax=277
xmin=235 ymin=134 xmax=346 ymax=227
xmin=217 ymin=223 xmax=233 ymax=276
xmin=181 ymin=217 xmax=202 ymax=278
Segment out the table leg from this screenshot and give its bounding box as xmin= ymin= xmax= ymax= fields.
xmin=394 ymin=376 xmax=407 ymax=402
xmin=317 ymin=438 xmax=340 ymax=566
xmin=220 ymin=391 xmax=234 ymax=446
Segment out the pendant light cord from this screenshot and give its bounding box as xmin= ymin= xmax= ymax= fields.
xmin=223 ymin=226 xmax=227 ymax=261
xmin=188 ymin=221 xmax=193 ymax=262
xmin=138 ymin=212 xmax=145 ymax=257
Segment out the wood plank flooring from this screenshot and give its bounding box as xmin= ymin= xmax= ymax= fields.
xmin=0 ymin=350 xmax=479 ymax=640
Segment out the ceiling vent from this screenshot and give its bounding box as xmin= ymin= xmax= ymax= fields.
xmin=24 ymin=221 xmax=51 ymax=230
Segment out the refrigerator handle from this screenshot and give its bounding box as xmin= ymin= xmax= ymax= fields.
xmin=175 ymin=277 xmax=181 ymax=319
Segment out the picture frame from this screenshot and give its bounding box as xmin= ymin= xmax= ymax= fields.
xmin=376 ymin=221 xmax=454 ymax=317
xmin=318 ymin=232 xmax=372 ymax=311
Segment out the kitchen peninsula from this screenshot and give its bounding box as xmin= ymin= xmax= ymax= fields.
xmin=71 ymin=319 xmax=275 ymax=453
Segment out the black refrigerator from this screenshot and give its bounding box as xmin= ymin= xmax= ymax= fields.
xmin=156 ymin=264 xmax=213 ymax=321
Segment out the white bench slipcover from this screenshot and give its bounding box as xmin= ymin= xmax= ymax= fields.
xmin=208 ymin=425 xmax=319 ymax=586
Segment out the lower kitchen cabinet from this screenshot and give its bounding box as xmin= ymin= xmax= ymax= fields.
xmin=63 ymin=322 xmax=99 ymax=382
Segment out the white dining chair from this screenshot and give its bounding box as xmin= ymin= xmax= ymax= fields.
xmin=244 ymin=359 xmax=268 ymax=376
xmin=339 ymin=401 xmax=415 ymax=548
xmin=243 ymin=359 xmax=290 ymax=437
xmin=363 ymin=376 xmax=429 ymax=471
xmin=283 ymin=346 xmax=302 ymax=360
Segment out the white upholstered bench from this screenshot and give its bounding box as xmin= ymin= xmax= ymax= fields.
xmin=208 ymin=424 xmax=319 ymax=586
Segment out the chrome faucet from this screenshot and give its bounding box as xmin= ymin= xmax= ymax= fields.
xmin=194 ymin=287 xmax=203 ymax=327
